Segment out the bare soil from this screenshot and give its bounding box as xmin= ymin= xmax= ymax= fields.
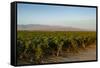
xmin=17 ymin=44 xmax=96 ymax=65
xmin=42 ymin=44 xmax=96 ymax=63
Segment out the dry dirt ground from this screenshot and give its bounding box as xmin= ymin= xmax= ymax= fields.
xmin=43 ymin=44 xmax=96 ymax=63
xmin=17 ymin=44 xmax=96 ymax=65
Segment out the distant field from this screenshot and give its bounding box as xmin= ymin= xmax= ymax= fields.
xmin=17 ymin=31 xmax=96 ymax=65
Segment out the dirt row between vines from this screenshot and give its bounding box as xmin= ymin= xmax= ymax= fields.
xmin=43 ymin=44 xmax=96 ymax=63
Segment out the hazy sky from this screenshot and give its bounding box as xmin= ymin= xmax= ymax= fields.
xmin=17 ymin=3 xmax=96 ymax=30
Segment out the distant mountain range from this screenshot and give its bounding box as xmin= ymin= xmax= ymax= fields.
xmin=17 ymin=24 xmax=95 ymax=31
